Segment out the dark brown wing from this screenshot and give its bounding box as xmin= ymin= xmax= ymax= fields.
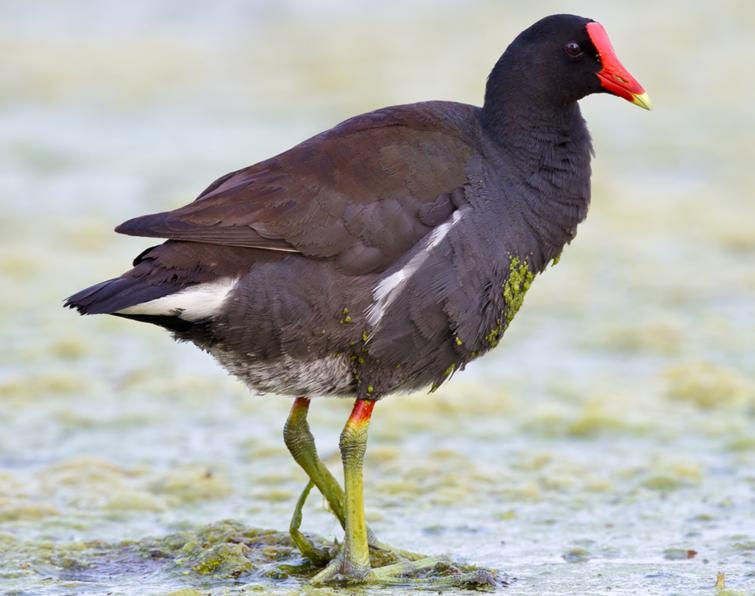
xmin=116 ymin=102 xmax=477 ymax=274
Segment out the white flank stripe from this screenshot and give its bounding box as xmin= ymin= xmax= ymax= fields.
xmin=367 ymin=210 xmax=463 ymax=327
xmin=117 ymin=277 xmax=238 ymax=321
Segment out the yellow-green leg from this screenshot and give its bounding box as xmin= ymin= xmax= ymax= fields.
xmin=340 ymin=399 xmax=374 ymax=576
xmin=311 ymin=399 xmax=374 ymax=582
xmin=283 ymin=396 xmax=422 ymax=565
xmin=283 ymin=397 xmax=346 ymax=525
xmin=288 ymin=479 xmax=330 ymax=566
xmin=308 ymin=399 xmax=497 ymax=588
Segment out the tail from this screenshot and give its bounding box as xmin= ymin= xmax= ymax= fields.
xmin=65 ymin=241 xmax=196 ymax=327
xmin=64 ymin=240 xmax=252 ymax=333
xmin=65 ymin=275 xmax=202 ymax=333
xmin=64 ymin=276 xmax=181 ymax=316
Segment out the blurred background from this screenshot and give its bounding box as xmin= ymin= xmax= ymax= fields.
xmin=1 ymin=1 xmax=754 ymax=594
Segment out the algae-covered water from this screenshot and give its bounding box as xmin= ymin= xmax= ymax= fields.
xmin=1 ymin=1 xmax=754 ymax=594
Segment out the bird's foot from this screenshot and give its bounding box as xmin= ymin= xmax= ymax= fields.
xmin=366 ymin=535 xmax=425 ymax=564
xmin=309 ymin=548 xmax=370 ymax=585
xmin=288 ymin=480 xmax=332 ymax=566
xmin=310 ymin=551 xmax=497 ymax=589
xmin=290 ymin=482 xmax=483 ymax=587
xmin=289 ymin=480 xmax=426 ymax=566
xmin=371 ymin=557 xmax=498 ymax=589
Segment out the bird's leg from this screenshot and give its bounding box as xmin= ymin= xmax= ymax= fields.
xmin=311 ymin=399 xmax=374 ymax=582
xmin=283 ymin=396 xmax=423 ymax=565
xmin=284 ymin=397 xmax=346 ymax=523
xmin=308 ymin=399 xmax=492 ymax=588
xmin=288 ymin=479 xmax=330 ymax=566
xmin=283 ymin=396 xmax=345 ymax=563
xmin=339 ymin=399 xmax=374 ymax=576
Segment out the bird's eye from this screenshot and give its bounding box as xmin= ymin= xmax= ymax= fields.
xmin=564 ymin=42 xmax=583 ymax=58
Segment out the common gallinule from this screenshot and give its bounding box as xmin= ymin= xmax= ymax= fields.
xmin=66 ymin=13 xmax=650 ymax=584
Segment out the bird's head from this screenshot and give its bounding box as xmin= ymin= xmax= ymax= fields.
xmin=486 ymin=14 xmax=651 ymax=112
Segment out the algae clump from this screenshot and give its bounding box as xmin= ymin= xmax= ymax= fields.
xmin=562 ymin=546 xmax=590 ymax=563
xmin=149 ymin=467 xmax=232 ymax=503
xmin=486 ymin=256 xmax=535 ymax=349
xmin=664 ymin=362 xmax=751 ymax=409
xmin=181 ymin=542 xmax=253 ymax=577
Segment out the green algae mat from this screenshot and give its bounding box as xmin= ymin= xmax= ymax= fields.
xmin=2 ymin=520 xmax=501 ymax=594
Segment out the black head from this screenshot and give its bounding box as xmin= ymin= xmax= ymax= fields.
xmin=484 ymin=14 xmax=650 ymax=113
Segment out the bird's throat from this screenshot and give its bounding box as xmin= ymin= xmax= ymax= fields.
xmin=481 ymin=94 xmax=585 ymax=165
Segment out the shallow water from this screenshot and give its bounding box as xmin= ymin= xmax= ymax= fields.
xmin=1 ymin=1 xmax=754 ymax=594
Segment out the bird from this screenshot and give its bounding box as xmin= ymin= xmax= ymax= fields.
xmin=65 ymin=13 xmax=650 ymax=586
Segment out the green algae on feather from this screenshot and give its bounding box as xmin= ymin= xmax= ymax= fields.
xmin=485 ymin=256 xmax=535 ymax=348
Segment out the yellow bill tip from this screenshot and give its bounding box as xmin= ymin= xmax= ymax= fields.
xmin=631 ymin=92 xmax=653 ymax=111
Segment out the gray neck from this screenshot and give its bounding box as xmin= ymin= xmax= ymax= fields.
xmin=481 ymin=95 xmax=594 ymax=268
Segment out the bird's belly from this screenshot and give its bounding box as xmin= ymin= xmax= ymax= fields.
xmin=208 ymin=346 xmax=354 ymax=397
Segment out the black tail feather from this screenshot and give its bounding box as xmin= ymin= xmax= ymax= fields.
xmin=64 ymin=277 xmax=180 ymax=315
xmin=111 ymin=313 xmax=196 ymax=332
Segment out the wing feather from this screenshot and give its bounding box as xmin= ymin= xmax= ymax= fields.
xmin=116 ymin=102 xmax=478 ymax=274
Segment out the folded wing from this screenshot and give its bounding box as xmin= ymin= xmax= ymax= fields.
xmin=115 ymin=103 xmax=477 ymax=274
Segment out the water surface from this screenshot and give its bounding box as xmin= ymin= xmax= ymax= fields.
xmin=1 ymin=1 xmax=754 ymax=594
